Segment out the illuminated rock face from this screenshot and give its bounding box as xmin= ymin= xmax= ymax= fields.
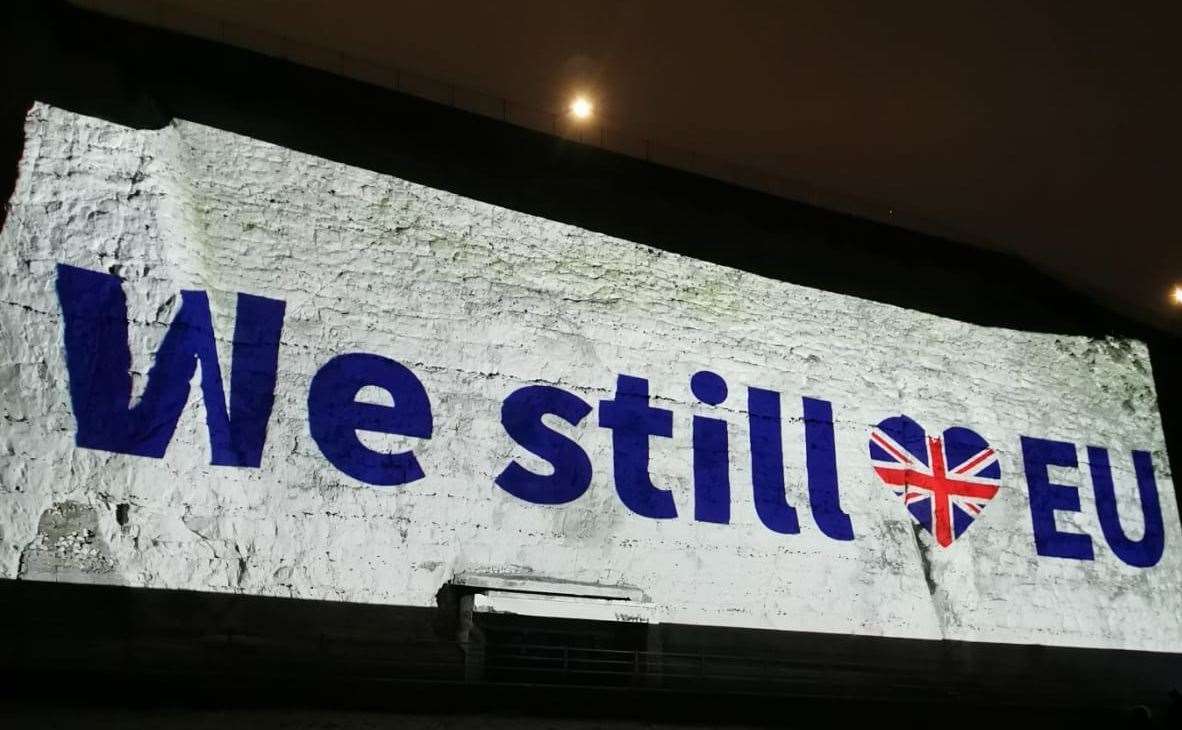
xmin=1 ymin=102 xmax=1179 ymax=651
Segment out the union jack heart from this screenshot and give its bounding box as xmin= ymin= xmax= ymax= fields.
xmin=868 ymin=416 xmax=1001 ymax=547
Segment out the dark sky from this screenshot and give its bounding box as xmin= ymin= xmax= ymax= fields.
xmin=78 ymin=0 xmax=1182 ymax=332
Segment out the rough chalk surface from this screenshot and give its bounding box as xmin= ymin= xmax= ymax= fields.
xmin=1 ymin=103 xmax=1179 ymax=651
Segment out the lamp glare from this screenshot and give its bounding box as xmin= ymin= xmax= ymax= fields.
xmin=570 ymin=97 xmax=593 ymax=120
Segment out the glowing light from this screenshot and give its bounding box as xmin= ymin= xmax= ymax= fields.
xmin=1172 ymin=285 xmax=1182 ymax=306
xmin=569 ymin=97 xmax=593 ymax=120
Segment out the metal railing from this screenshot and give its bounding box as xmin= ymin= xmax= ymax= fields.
xmin=10 ymin=623 xmax=1089 ymax=708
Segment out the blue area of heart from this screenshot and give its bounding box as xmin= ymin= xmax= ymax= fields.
xmin=869 ymin=415 xmax=928 ymax=465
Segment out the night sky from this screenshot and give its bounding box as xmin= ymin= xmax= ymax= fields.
xmin=78 ymin=0 xmax=1182 ymax=332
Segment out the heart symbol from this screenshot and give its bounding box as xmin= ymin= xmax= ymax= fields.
xmin=868 ymin=416 xmax=1001 ymax=547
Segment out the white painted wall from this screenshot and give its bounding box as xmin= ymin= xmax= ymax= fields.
xmin=1 ymin=103 xmax=1179 ymax=651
